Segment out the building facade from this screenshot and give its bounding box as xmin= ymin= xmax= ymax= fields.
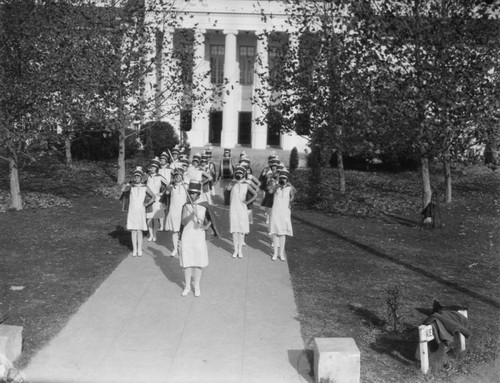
xmin=145 ymin=0 xmax=308 ymax=151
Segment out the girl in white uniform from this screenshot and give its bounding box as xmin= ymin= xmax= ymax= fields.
xmin=225 ymin=166 xmax=257 ymax=258
xmin=180 ymin=180 xmax=213 ymax=297
xmin=158 ymin=152 xmax=172 ymax=231
xmin=121 ymin=167 xmax=154 ymax=256
xmin=268 ymin=169 xmax=296 ymax=261
xmin=165 ymin=168 xmax=188 ymax=257
xmin=146 ymin=157 xmax=168 ymax=242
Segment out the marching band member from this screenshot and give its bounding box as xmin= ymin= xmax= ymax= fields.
xmin=225 ymin=166 xmax=257 ymax=259
xmin=169 ymin=146 xmax=181 ymax=170
xmin=239 ymin=152 xmax=253 ymax=175
xmin=187 ymin=153 xmax=202 ymax=180
xmin=203 ymin=148 xmax=218 ymax=196
xmin=218 ymin=148 xmax=235 ymax=186
xmin=178 ymin=158 xmax=191 ymax=183
xmin=146 ymin=157 xmax=168 ymax=242
xmin=240 ymin=159 xmax=261 ymax=225
xmin=186 ymin=153 xmax=213 ymax=204
xmin=120 ymin=166 xmax=154 ymax=257
xmin=159 ymin=152 xmax=172 ymax=231
xmin=179 ymin=180 xmax=221 ymax=297
xmin=261 ymin=158 xmax=280 ymax=223
xmin=164 ymin=168 xmax=188 ymax=257
xmin=268 ymin=169 xmax=296 ymax=261
xmin=200 ymin=155 xmax=214 ymax=204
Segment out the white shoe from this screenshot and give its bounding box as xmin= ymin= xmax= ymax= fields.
xmin=132 ymin=251 xmax=137 ymax=257
xmin=137 ymin=250 xmax=143 ymax=257
xmin=272 ymin=255 xmax=277 ymax=261
xmin=181 ymin=288 xmax=191 ymax=296
xmin=232 ymin=252 xmax=237 ymax=258
xmin=194 ymin=287 xmax=201 ymax=297
xmin=237 ymin=253 xmax=243 ymax=259
xmin=279 ymin=255 xmax=285 ymax=261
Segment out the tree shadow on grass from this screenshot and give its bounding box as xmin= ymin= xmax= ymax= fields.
xmin=371 ymin=329 xmax=420 ymax=366
xmin=348 ymin=304 xmax=387 ymax=328
xmin=348 ymin=304 xmax=418 ymax=365
xmin=381 ymin=213 xmax=420 ymax=228
xmin=292 ymin=214 xmax=500 ymax=311
xmin=108 ymin=225 xmax=132 ymax=250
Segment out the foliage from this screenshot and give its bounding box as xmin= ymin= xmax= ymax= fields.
xmin=289 ymin=147 xmax=299 ymax=172
xmin=0 ymin=191 xmax=72 ymax=213
xmin=306 ymin=145 xmax=323 ymax=204
xmin=71 ymin=127 xmax=140 ymax=161
xmin=139 ymin=121 xmax=179 ymax=158
xmin=254 ymin=0 xmax=500 ymax=200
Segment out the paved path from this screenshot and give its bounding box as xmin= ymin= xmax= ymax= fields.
xmin=22 ymin=200 xmax=312 ymax=383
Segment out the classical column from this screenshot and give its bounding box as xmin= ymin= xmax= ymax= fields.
xmin=221 ymin=29 xmax=239 ymax=148
xmin=190 ymin=28 xmax=210 ymax=146
xmin=252 ymin=30 xmax=269 ymax=149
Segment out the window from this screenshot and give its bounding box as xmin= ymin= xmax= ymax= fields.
xmin=268 ymin=45 xmax=285 ymax=87
xmin=238 ymin=112 xmax=252 ymax=145
xmin=210 ymin=45 xmax=225 ymax=84
xmin=180 ymin=110 xmax=192 ymax=132
xmin=173 ymin=29 xmax=195 ymax=85
xmin=239 ymin=46 xmax=255 ymax=85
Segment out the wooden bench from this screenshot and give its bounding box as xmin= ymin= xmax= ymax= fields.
xmin=418 ymin=309 xmax=467 ymax=374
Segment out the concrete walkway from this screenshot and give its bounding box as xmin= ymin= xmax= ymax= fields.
xmin=22 ymin=200 xmax=312 ymax=383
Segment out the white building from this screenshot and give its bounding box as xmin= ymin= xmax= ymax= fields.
xmin=145 ymin=0 xmax=308 ymax=151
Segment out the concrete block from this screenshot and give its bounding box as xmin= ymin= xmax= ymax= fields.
xmin=314 ymin=337 xmax=360 ymax=383
xmin=0 ymin=325 xmax=23 ymax=362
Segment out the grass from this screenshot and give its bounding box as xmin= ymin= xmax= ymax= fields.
xmin=0 ymin=153 xmax=498 ymax=382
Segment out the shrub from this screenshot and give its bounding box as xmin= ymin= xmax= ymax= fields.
xmin=289 ymin=147 xmax=299 ymax=172
xmin=307 ymin=145 xmax=322 ymax=169
xmin=307 ymin=146 xmax=322 ymax=203
xmin=139 ymin=121 xmax=179 ymax=158
xmin=71 ymin=126 xmax=139 ymax=161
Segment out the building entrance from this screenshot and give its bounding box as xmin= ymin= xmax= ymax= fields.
xmin=238 ymin=112 xmax=252 ymax=146
xmin=267 ymin=118 xmax=281 ymax=146
xmin=209 ymin=111 xmax=223 ymax=144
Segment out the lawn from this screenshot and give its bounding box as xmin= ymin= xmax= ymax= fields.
xmin=0 ymin=152 xmax=498 ymax=382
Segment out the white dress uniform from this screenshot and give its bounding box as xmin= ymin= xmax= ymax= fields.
xmin=126 ymin=185 xmax=149 ymax=231
xmin=269 ymin=185 xmax=293 ymax=236
xmin=165 ymin=183 xmax=188 ymax=231
xmin=180 ymin=203 xmax=208 ymax=268
xmin=146 ymin=174 xmax=167 ymax=219
xmin=229 ymin=181 xmax=250 ymax=234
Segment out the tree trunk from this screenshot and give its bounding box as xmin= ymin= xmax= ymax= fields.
xmin=337 ymin=150 xmax=346 ymax=194
xmin=117 ymin=126 xmax=126 ymax=185
xmin=65 ymin=135 xmax=73 ymax=168
xmin=146 ymin=125 xmax=154 ymax=158
xmin=9 ymin=153 xmax=22 ymax=210
xmin=443 ymin=152 xmax=452 ymax=203
xmin=421 ymin=155 xmax=432 ymax=208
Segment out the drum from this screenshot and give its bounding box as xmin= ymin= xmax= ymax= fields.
xmin=221 ymin=158 xmax=234 ymax=179
xmin=246 ymin=174 xmax=261 ymax=194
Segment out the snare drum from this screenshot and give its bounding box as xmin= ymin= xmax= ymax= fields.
xmin=220 ymin=158 xmax=234 ymax=179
